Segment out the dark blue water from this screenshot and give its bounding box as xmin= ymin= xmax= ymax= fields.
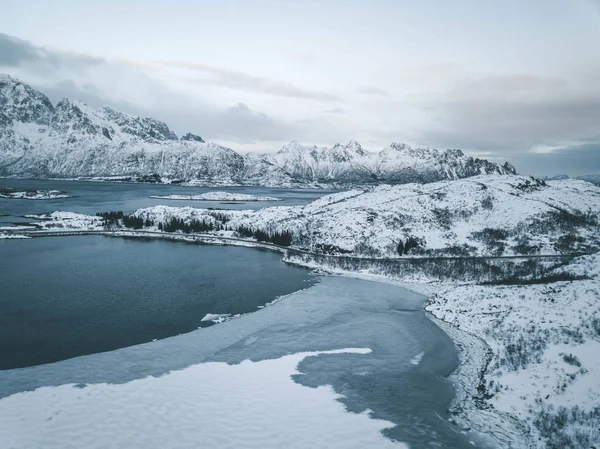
xmin=0 ymin=179 xmax=337 ymax=222
xmin=0 ymin=236 xmax=316 ymax=369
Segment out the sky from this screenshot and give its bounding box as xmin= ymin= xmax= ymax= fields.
xmin=1 ymin=0 xmax=599 ymax=176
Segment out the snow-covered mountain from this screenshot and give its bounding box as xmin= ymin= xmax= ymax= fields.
xmin=262 ymin=140 xmax=516 ymax=184
xmin=544 ymin=174 xmax=600 ymax=186
xmin=0 ymin=75 xmax=245 ymax=184
xmin=0 ymin=74 xmax=516 ymax=186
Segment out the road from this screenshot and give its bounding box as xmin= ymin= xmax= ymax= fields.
xmin=13 ymin=229 xmax=584 ymax=262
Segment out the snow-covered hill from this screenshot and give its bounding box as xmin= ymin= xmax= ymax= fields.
xmin=128 ymin=175 xmax=600 ymax=259
xmin=0 ymin=74 xmax=515 ymax=186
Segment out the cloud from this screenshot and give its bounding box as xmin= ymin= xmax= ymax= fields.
xmin=417 ymin=72 xmax=600 ymax=155
xmin=200 ymin=103 xmax=301 ymax=142
xmin=0 ymin=33 xmax=307 ymax=144
xmin=0 ymin=33 xmax=103 ymax=71
xmin=0 ymin=33 xmax=41 ymax=65
xmin=356 ymin=86 xmax=390 ymax=97
xmin=156 ymin=60 xmax=342 ymax=101
xmin=324 ymin=108 xmax=345 ymax=114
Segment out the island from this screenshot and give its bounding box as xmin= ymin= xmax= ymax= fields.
xmin=149 ymin=192 xmax=282 ymax=202
xmin=0 ymin=187 xmax=72 ymax=200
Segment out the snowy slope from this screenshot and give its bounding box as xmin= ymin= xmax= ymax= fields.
xmin=24 ymin=174 xmax=597 ymax=259
xmin=1 ymin=74 xmax=515 ymax=186
xmin=130 ymin=175 xmax=600 ymax=258
xmin=427 ymin=254 xmax=600 ymax=448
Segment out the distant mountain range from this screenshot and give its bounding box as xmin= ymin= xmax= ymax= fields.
xmin=543 ymin=174 xmax=600 ymax=185
xmin=1 ymin=74 xmax=517 ymax=187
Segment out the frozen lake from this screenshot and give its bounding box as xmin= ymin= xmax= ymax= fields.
xmin=0 ymin=270 xmax=479 ymax=448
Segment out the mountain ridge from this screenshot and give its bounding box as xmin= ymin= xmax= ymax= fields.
xmin=0 ymin=74 xmax=517 ymax=186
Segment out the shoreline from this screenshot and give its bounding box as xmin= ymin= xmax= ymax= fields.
xmin=276 ymin=260 xmax=530 ymax=449
xmin=427 ymin=314 xmax=529 ymax=449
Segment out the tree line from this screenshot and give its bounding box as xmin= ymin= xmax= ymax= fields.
xmin=96 ymin=210 xmax=293 ymax=246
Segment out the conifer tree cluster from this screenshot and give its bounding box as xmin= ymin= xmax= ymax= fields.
xmin=235 ymin=225 xmax=293 ymax=246
xmin=161 ymin=217 xmax=219 ymax=233
xmin=396 ymin=236 xmax=424 ymax=256
xmin=208 ymin=212 xmax=230 ymax=224
xmin=96 ymin=211 xmax=124 ymax=225
xmin=122 ymin=215 xmax=145 ymax=229
xmin=96 ymin=210 xmax=153 ymax=229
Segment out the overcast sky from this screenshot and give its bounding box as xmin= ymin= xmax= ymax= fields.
xmin=1 ymin=0 xmax=599 ymax=176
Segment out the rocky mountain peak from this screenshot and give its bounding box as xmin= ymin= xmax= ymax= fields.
xmin=51 ymin=98 xmax=101 ymax=136
xmin=503 ymin=162 xmax=517 ymax=175
xmin=330 ymin=140 xmax=367 ymax=157
xmin=0 ymin=74 xmax=54 ymax=126
xmin=389 ymin=142 xmax=412 ymax=152
xmin=100 ymin=106 xmax=177 ymax=142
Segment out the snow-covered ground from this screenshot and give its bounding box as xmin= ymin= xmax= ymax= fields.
xmin=12 ymin=175 xmax=600 ymax=261
xmin=149 ymin=191 xmax=282 ymax=201
xmin=0 ymin=348 xmax=405 ymax=449
xmin=426 ymin=254 xmax=600 ymax=448
xmin=25 ymin=211 xmax=104 ymax=230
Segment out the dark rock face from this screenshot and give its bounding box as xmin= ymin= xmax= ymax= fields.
xmin=180 ymin=133 xmax=205 ymax=143
xmin=52 ymin=99 xmax=100 ymax=136
xmin=101 ymin=107 xmax=177 ymax=142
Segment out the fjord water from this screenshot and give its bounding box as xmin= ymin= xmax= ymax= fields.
xmin=0 ymin=178 xmax=338 ymax=221
xmin=0 ymin=236 xmax=316 ymax=369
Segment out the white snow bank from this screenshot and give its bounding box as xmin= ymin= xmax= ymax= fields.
xmin=0 ymin=348 xmax=407 ymax=449
xmin=200 ymin=313 xmax=231 ymax=323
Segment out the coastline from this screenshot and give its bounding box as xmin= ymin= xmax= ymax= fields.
xmin=1 ymin=230 xmax=522 ymax=448
xmin=427 ymin=314 xmax=529 ymax=449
